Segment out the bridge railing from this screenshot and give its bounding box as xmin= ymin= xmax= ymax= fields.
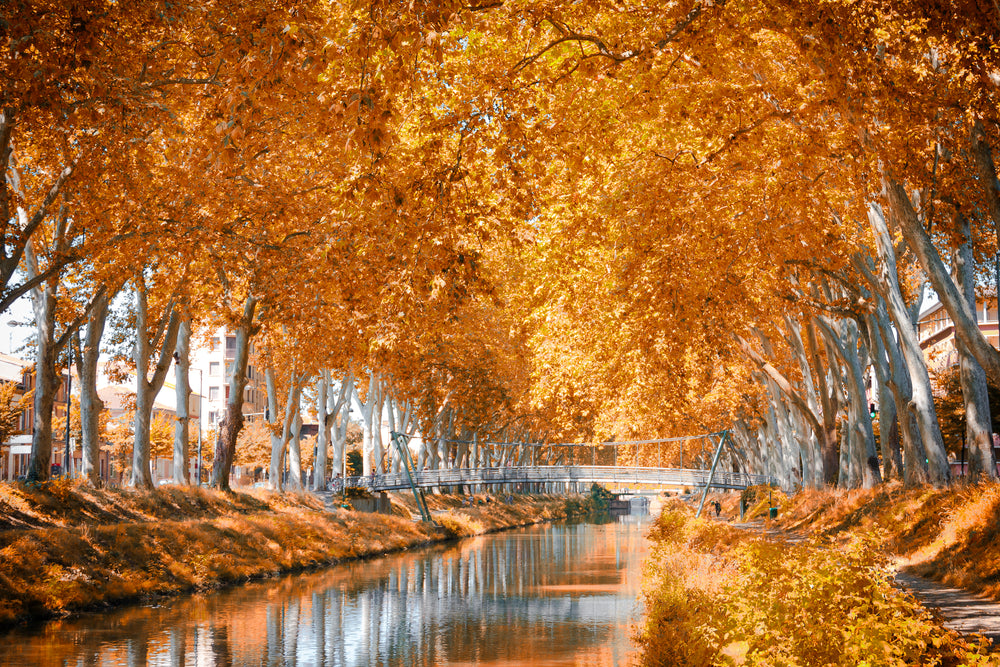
xmin=336 ymin=466 xmax=774 ymax=493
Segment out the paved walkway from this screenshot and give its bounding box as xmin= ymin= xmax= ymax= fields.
xmin=894 ymin=572 xmax=1000 ymax=646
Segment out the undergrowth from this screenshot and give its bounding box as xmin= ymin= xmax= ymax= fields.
xmin=639 ymin=502 xmax=1000 ymax=666
xmin=768 ymin=482 xmax=1000 ymax=599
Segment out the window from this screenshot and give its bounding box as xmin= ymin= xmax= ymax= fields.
xmin=225 ymin=336 xmax=237 ymax=359
xmin=209 ymin=362 xmax=221 ymax=376
xmin=989 ymin=301 xmax=998 ymax=323
xmin=210 ymin=336 xmax=221 ymax=351
xmin=208 ymin=411 xmax=218 ymax=425
xmin=208 ymin=386 xmax=220 ymax=402
xmin=225 ymin=385 xmax=230 ymax=400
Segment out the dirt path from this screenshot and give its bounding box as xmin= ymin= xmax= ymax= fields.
xmin=894 ymin=572 xmax=1000 ymax=646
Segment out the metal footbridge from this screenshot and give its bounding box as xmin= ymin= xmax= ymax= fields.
xmin=358 ymin=429 xmax=773 ymax=522
xmin=349 ymin=465 xmax=771 ymax=493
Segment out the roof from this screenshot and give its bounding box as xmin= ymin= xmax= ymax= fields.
xmin=98 ymin=385 xmax=175 ymax=414
xmin=0 ymin=352 xmax=29 ymax=384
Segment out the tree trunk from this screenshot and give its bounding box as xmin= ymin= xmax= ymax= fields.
xmin=329 ymin=372 xmax=353 ymax=484
xmin=313 ymin=373 xmax=329 ymax=491
xmin=784 ymin=316 xmax=826 ymax=487
xmin=866 ymin=291 xmax=927 ymax=485
xmin=352 ymin=372 xmax=381 ymax=476
xmin=953 ymin=214 xmax=997 ymax=480
xmin=78 ymin=290 xmax=109 ymax=486
xmin=816 ymin=317 xmax=882 ymax=488
xmin=288 ymin=406 xmax=303 ymax=489
xmin=867 ymin=201 xmax=950 ymax=485
xmin=863 ymin=310 xmax=904 ymax=481
xmin=805 ymin=318 xmax=840 ymax=484
xmin=210 ymin=295 xmax=259 ymax=491
xmin=173 ymin=310 xmax=192 ymax=484
xmin=132 ymin=280 xmax=181 ymax=490
xmin=25 ymin=239 xmax=62 ymax=482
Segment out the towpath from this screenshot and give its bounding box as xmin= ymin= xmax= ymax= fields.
xmin=893 ymin=572 xmax=1000 ymax=646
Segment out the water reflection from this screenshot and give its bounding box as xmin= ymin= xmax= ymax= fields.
xmin=1 ymin=517 xmax=649 ymax=666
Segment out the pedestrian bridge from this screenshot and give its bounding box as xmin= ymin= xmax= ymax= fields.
xmin=342 ymin=465 xmax=772 ymax=493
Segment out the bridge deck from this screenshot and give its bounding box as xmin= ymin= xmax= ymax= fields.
xmin=335 ymin=466 xmax=771 ymax=493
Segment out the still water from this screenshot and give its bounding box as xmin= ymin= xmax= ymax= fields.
xmin=1 ymin=515 xmax=650 ymax=666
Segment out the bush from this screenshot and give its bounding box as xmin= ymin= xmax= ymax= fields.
xmin=346 ymin=450 xmax=363 ymax=477
xmin=589 ymin=483 xmax=614 ymax=511
xmin=638 ymin=508 xmax=1000 ymax=666
xmin=343 ymin=486 xmax=372 ymax=500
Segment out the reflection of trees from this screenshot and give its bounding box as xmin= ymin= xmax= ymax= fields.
xmin=1 ymin=522 xmax=648 ymax=666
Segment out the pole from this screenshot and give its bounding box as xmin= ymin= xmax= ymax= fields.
xmin=196 ymin=368 xmax=203 ymax=486
xmin=695 ymin=431 xmax=729 ymax=519
xmin=65 ymin=344 xmax=72 ymax=478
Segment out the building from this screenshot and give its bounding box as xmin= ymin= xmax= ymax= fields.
xmin=0 ymin=353 xmax=108 ymax=482
xmin=917 ymin=296 xmax=1000 ymax=475
xmin=918 ymin=297 xmax=1000 ymax=368
xmin=191 ymin=328 xmax=267 ymax=433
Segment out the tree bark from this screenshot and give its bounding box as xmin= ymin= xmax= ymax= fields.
xmin=885 ymin=174 xmax=1000 ymax=393
xmin=352 ymin=372 xmax=381 ymax=475
xmin=132 ymin=280 xmax=181 ymax=490
xmin=862 ymin=310 xmax=903 ymax=481
xmin=953 ymin=214 xmax=997 ymax=479
xmin=210 ymin=295 xmax=259 ymax=491
xmin=78 ymin=290 xmax=110 ymax=485
xmin=313 ymin=373 xmax=329 ymax=491
xmin=866 ymin=201 xmax=950 ymax=485
xmin=172 ymin=309 xmax=192 ymax=484
xmin=289 ymin=405 xmax=303 ymax=490
xmin=816 ymin=317 xmax=882 ymax=488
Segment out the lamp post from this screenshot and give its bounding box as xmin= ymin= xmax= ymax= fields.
xmin=64 ymin=343 xmax=72 ymax=479
xmin=195 ymin=367 xmax=203 ymax=486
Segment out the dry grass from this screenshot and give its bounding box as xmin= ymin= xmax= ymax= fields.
xmin=0 ymin=482 xmax=590 ymax=627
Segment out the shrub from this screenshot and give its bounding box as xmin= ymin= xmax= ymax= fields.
xmin=638 ymin=508 xmax=1000 ymax=666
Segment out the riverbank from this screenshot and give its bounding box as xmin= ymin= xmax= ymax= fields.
xmin=637 ymin=499 xmax=1000 ymax=665
xmin=0 ymin=480 xmax=595 ymax=628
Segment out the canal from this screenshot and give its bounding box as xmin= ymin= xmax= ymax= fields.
xmin=1 ymin=514 xmax=651 ymax=666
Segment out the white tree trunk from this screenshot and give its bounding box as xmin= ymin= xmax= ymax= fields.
xmin=266 ymin=367 xmax=304 ymax=492
xmin=172 ymin=310 xmax=192 ymax=484
xmin=288 ymin=406 xmax=303 ymax=490
xmin=313 ymin=373 xmax=329 ymax=491
xmin=953 ymin=214 xmax=997 ymax=479
xmin=132 ymin=280 xmax=181 ymax=490
xmin=78 ymin=290 xmax=110 ymax=485
xmin=866 ymin=202 xmax=950 ymax=485
xmin=352 ymin=372 xmax=381 ymax=476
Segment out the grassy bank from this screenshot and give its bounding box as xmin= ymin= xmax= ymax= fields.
xmin=638 ymin=501 xmax=1000 ymax=666
xmin=0 ymin=481 xmax=593 ymax=628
